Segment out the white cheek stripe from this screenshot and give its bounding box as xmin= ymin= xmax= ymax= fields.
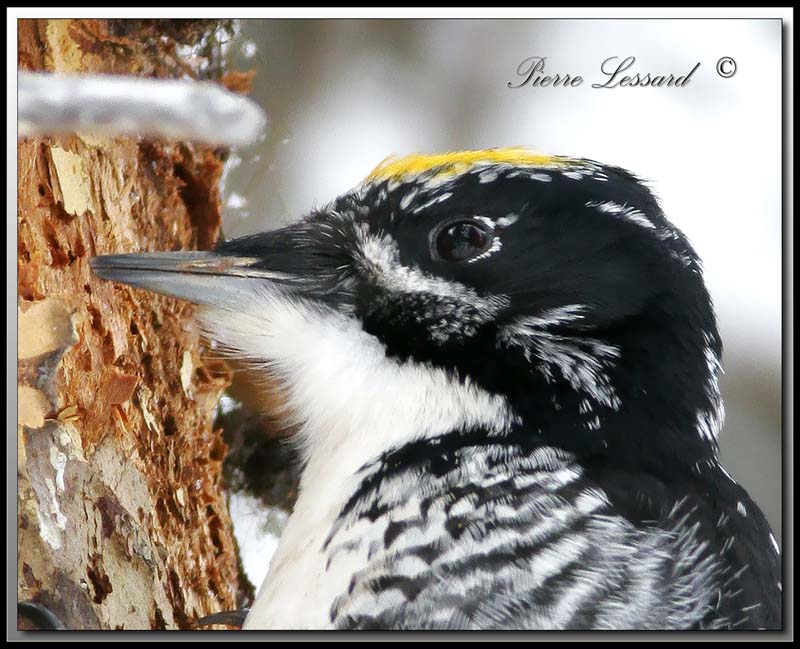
xmin=356 ymin=227 xmax=503 ymax=307
xmin=586 ymin=200 xmax=656 ymax=231
xmin=353 ymin=228 xmax=509 ymax=342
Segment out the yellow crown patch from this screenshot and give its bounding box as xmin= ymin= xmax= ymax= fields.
xmin=366 ymin=147 xmax=572 ymax=183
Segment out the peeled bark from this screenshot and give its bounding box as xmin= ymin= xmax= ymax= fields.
xmin=17 ymin=18 xmax=243 ymax=630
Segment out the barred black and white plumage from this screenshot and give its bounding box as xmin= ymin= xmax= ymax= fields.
xmin=91 ymin=148 xmax=781 ymax=630
xmin=327 ymin=435 xmax=777 ymax=630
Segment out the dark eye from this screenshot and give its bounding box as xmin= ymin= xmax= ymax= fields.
xmin=432 ymin=220 xmax=493 ymax=262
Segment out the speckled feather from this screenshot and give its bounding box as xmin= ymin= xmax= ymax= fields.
xmin=322 ymin=430 xmax=779 ymax=630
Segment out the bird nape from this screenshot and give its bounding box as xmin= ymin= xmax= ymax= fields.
xmin=91 ymin=148 xmax=781 ymax=631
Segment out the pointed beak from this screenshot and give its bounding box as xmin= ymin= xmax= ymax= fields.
xmin=89 ymin=251 xmax=296 ymax=308
xmin=90 ymin=221 xmax=355 ymax=310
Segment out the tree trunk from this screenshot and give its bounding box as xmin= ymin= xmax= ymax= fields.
xmin=17 ymin=18 xmax=243 ymax=630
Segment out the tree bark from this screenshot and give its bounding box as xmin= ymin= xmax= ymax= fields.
xmin=17 ymin=19 xmax=242 ymax=630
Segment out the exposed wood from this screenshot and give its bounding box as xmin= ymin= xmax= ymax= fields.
xmin=17 ymin=18 xmax=243 ymax=630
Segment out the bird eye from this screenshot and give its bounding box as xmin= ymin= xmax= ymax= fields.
xmin=432 ymin=220 xmax=493 ymax=262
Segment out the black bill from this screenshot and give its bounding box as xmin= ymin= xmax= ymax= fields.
xmin=90 ymin=221 xmax=356 ymax=310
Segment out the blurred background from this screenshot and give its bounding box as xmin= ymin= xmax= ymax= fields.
xmin=218 ymin=18 xmax=783 ymax=589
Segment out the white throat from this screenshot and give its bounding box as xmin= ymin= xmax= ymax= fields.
xmin=198 ymin=289 xmax=517 ymax=628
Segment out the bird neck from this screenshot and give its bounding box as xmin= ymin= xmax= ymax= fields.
xmin=498 ymin=297 xmax=723 ymax=480
xmin=358 ymin=287 xmax=722 ymax=482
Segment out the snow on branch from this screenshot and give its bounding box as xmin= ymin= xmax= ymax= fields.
xmin=18 ymin=71 xmax=267 ymax=147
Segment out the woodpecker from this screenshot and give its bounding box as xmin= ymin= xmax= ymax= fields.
xmin=91 ymin=148 xmax=781 ymax=630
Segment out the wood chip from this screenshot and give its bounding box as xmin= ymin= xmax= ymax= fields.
xmin=18 ymin=299 xmax=76 ymax=359
xmin=19 ymin=386 xmax=52 ymax=428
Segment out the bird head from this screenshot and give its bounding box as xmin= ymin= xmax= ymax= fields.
xmin=91 ymin=148 xmax=723 ymax=477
